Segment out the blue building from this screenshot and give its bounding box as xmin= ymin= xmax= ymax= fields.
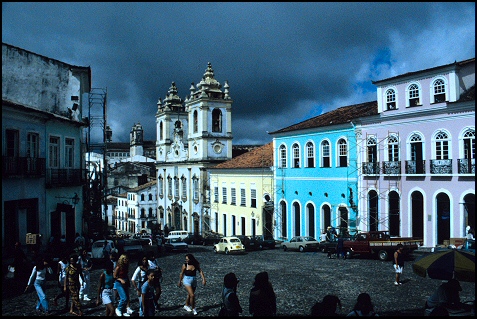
xmin=269 ymin=102 xmax=377 ymax=240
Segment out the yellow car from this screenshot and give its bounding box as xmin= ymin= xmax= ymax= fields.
xmin=213 ymin=236 xmax=245 ymax=255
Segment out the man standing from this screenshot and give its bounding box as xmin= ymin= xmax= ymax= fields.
xmin=78 ymin=249 xmax=92 ymax=301
xmin=393 ymin=244 xmax=404 ymax=286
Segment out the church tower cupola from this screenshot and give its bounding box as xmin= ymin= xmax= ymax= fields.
xmin=130 ymin=122 xmax=144 ymax=157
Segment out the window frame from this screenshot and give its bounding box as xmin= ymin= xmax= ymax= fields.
xmin=430 ymin=77 xmax=447 ymax=103
xmin=49 ymin=135 xmax=60 ymax=168
xmin=279 ymin=144 xmax=287 ymax=168
xmin=321 ymin=140 xmax=331 ymax=167
xmin=306 ymin=141 xmax=315 ymax=168
xmin=406 ymin=82 xmax=421 ymax=107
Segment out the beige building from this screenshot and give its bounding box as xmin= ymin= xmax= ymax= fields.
xmin=209 ymin=143 xmax=274 ymax=238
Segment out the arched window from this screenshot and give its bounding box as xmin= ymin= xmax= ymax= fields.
xmin=212 ymin=109 xmax=222 ymax=132
xmin=174 ymin=177 xmax=179 ymax=199
xmin=367 ymin=136 xmax=377 ymax=162
xmin=386 ymin=88 xmax=396 ymax=110
xmin=149 ymin=207 xmax=153 ymax=218
xmin=321 ymin=140 xmax=330 ymax=167
xmin=409 ymin=133 xmax=424 ymax=174
xmin=159 ymin=121 xmax=164 ymax=140
xmin=158 ymin=175 xmax=164 ymax=197
xmin=279 ymin=145 xmax=287 ymax=168
xmin=434 ymin=131 xmax=450 ymax=160
xmin=460 ymin=128 xmax=475 ymax=174
xmin=193 ymin=110 xmax=198 ymax=133
xmin=292 ymin=143 xmax=300 ymax=168
xmin=387 ymin=135 xmax=399 ymax=161
xmin=148 ymin=194 xmax=153 ymax=201
xmin=141 ymin=194 xmax=145 ymax=201
xmin=407 ymin=83 xmax=421 ymax=107
xmin=433 ymin=78 xmax=446 ymax=103
xmin=306 ymin=142 xmax=315 ymax=168
xmin=181 ymin=176 xmax=187 ymax=198
xmin=338 ymin=139 xmax=347 ymax=167
xmin=307 ymin=203 xmax=315 ymax=237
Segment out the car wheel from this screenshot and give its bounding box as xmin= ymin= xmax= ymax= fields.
xmin=378 ymin=250 xmax=389 ymax=261
xmin=282 ymin=245 xmax=287 ymax=251
xmin=213 ymin=247 xmax=218 ymax=254
xmin=299 ymin=246 xmax=305 ymax=252
xmin=225 ymin=248 xmax=229 ymax=255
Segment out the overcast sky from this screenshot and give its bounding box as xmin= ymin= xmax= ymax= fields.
xmin=2 ymin=2 xmax=475 ymax=145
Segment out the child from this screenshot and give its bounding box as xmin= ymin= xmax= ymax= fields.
xmin=141 ymin=269 xmax=158 ymax=317
xmin=96 ymin=260 xmax=116 ymax=316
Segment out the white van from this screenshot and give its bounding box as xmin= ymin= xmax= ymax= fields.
xmin=167 ymin=230 xmax=189 ymax=240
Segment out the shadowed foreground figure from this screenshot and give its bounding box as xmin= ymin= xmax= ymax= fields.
xmin=311 ymin=295 xmax=342 ymax=316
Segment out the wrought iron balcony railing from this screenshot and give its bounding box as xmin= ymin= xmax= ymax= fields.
xmin=405 ymin=160 xmax=426 ymax=174
xmin=2 ymin=156 xmax=46 ymax=177
xmin=458 ymin=158 xmax=475 ymax=174
xmin=430 ymin=159 xmax=452 ymax=174
xmin=46 ymin=168 xmax=87 ymax=188
xmin=362 ymin=162 xmax=380 ymax=175
xmin=382 ymin=161 xmax=401 ymax=174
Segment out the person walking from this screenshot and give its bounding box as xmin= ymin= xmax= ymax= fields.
xmin=65 ymin=254 xmax=84 ymax=316
xmin=53 ymin=254 xmax=70 ymax=311
xmin=96 ymin=260 xmax=116 ymax=316
xmin=147 ymin=251 xmax=162 ymax=312
xmin=346 ymin=292 xmax=378 ymax=316
xmin=393 ymin=244 xmax=404 ymax=286
xmin=141 ymin=269 xmax=159 ymax=317
xmin=132 ymin=255 xmax=149 ymax=316
xmin=178 ymin=253 xmax=206 ymax=316
xmin=249 ymin=271 xmax=277 ymax=316
xmin=114 ymin=254 xmax=133 ymax=316
xmin=78 ymin=249 xmax=92 ymax=301
xmin=103 ymin=240 xmax=113 ymax=262
xmin=336 ymin=234 xmax=345 ymax=259
xmin=24 ymin=257 xmax=53 ymax=315
xmin=221 ymin=272 xmax=243 ymax=316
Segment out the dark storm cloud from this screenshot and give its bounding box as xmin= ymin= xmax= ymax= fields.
xmin=2 ymin=2 xmax=475 ymax=145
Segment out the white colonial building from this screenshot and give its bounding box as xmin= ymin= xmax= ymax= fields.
xmin=155 ymin=63 xmax=233 ymax=234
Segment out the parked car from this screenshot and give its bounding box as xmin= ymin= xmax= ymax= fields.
xmin=122 ymin=239 xmax=144 ymax=259
xmin=133 ymin=233 xmax=153 ymax=246
xmin=254 ymin=235 xmax=277 ymax=249
xmin=183 ymin=233 xmax=205 ymax=245
xmin=282 ymin=236 xmax=320 ymax=252
xmin=236 ymin=235 xmax=258 ymax=250
xmin=167 ymin=230 xmax=189 ymax=240
xmin=164 ymin=237 xmax=189 ymax=253
xmin=202 ymin=233 xmax=224 ymax=246
xmin=214 ymin=236 xmax=246 ymax=255
xmin=89 ymin=240 xmax=117 ymax=260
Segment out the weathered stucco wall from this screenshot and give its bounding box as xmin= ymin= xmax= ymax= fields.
xmin=2 ymin=43 xmax=82 ymax=117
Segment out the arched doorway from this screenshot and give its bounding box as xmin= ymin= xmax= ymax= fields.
xmin=389 ymin=191 xmax=400 ymax=236
xmin=338 ymin=206 xmax=348 ymax=234
xmin=368 ymin=190 xmax=378 ymax=231
xmin=174 ymin=206 xmax=181 ymax=230
xmin=293 ymin=202 xmax=300 ymax=236
xmin=323 ymin=204 xmax=331 ymax=232
xmin=411 ymin=191 xmax=424 ymax=238
xmin=463 ymin=193 xmax=475 ymax=234
xmin=280 ymin=201 xmax=287 ymax=238
xmin=307 ymin=203 xmax=315 ymax=238
xmin=436 ymin=193 xmax=450 ymax=244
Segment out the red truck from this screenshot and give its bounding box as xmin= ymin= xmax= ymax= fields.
xmin=343 ymin=231 xmax=423 ymax=261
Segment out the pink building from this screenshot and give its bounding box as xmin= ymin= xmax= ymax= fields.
xmin=357 ymin=58 xmax=475 ymax=247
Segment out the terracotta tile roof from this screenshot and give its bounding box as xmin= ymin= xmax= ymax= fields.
xmin=269 ymin=101 xmax=378 ymax=135
xmin=129 ymin=180 xmax=157 ymax=192
xmin=213 ymin=142 xmax=273 ymax=169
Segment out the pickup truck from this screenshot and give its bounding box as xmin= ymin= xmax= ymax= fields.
xmin=343 ymin=231 xmax=423 ymax=261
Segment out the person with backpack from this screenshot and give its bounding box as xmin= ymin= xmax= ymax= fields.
xmin=249 ymin=271 xmax=276 ymax=316
xmin=220 ymin=272 xmax=243 ymax=316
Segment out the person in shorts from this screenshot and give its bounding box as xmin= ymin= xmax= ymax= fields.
xmin=96 ymin=260 xmax=115 ymax=316
xmin=178 ymin=253 xmax=206 ymax=315
xmin=393 ymin=244 xmax=404 ymax=286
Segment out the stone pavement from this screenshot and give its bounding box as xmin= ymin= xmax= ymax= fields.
xmin=2 ymin=244 xmax=475 ymax=316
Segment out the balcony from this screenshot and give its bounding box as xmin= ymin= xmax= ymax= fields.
xmin=362 ymin=162 xmax=380 ymax=175
xmin=46 ymin=169 xmax=87 ymax=188
xmin=405 ymin=160 xmax=426 ymax=174
xmin=382 ymin=161 xmax=401 ymax=174
xmin=430 ymin=159 xmax=452 ymax=174
xmin=2 ymin=156 xmax=46 ymax=177
xmin=458 ymin=158 xmax=475 ymax=174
